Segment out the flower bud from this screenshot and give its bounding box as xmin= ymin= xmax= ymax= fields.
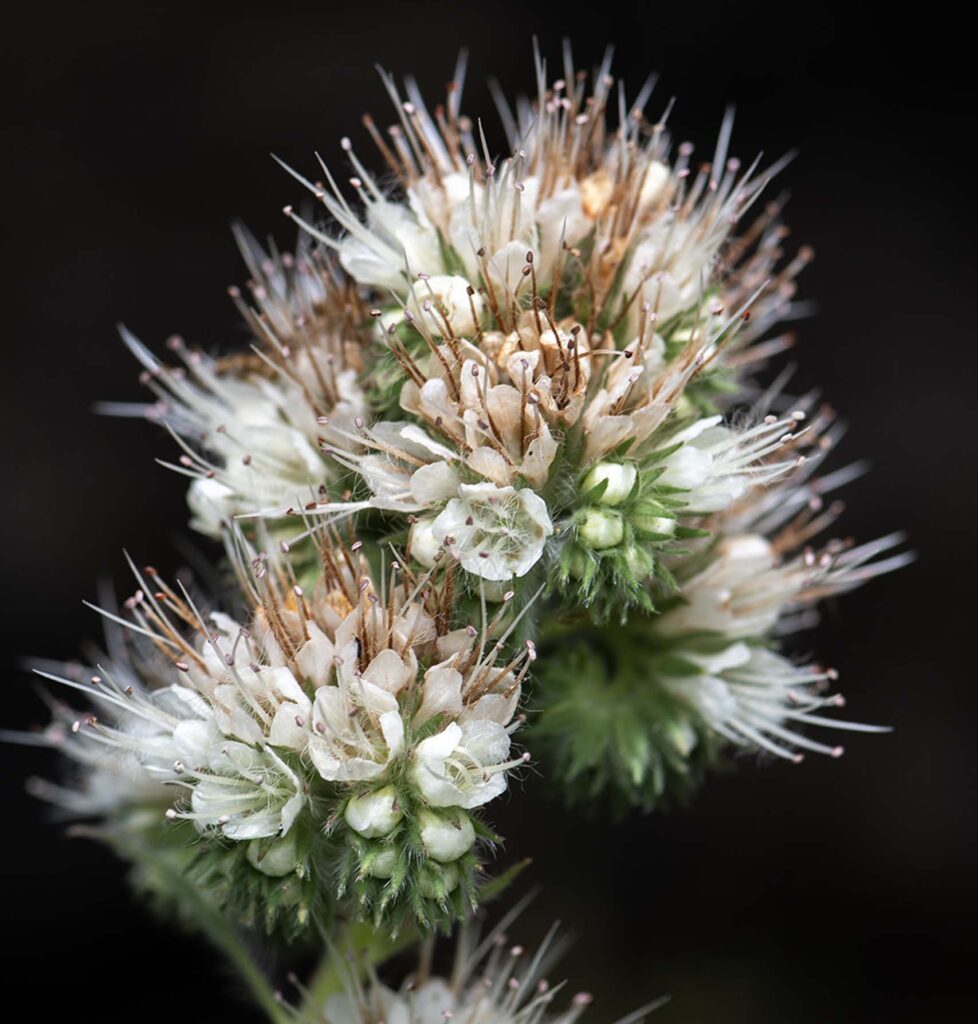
xmin=665 ymin=717 xmax=698 ymax=758
xmin=418 ymin=861 xmax=459 ymax=898
xmin=418 ymin=808 xmax=476 ymax=863
xmin=409 ymin=517 xmax=441 ymax=569
xmin=582 ymin=462 xmax=637 ymax=506
xmin=246 ymin=833 xmax=300 ymax=878
xmin=345 ymin=785 xmax=402 ymax=839
xmin=366 ymin=847 xmax=397 ymax=879
xmin=566 ymin=547 xmax=593 ymax=579
xmin=579 ymin=509 xmax=624 ymax=550
xmin=632 ymin=513 xmax=676 ymax=538
xmin=624 ymin=544 xmax=653 ymax=578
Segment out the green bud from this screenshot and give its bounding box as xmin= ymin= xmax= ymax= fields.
xmin=624 ymin=543 xmax=653 ymax=578
xmin=365 ymin=847 xmax=397 ymax=879
xmin=418 ymin=861 xmax=459 ymax=898
xmin=582 ymin=462 xmax=637 ymax=506
xmin=246 ymin=833 xmax=300 ymax=878
xmin=566 ymin=546 xmax=593 ymax=579
xmin=665 ymin=717 xmax=698 ymax=758
xmin=632 ymin=513 xmax=676 ymax=537
xmin=580 ymin=508 xmax=624 ymax=550
xmin=345 ymin=785 xmax=402 ymax=838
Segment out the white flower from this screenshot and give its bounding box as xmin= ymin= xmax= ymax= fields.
xmin=315 ymin=910 xmax=632 ymax=1024
xmin=176 ymin=740 xmax=306 ymax=840
xmin=661 ymin=530 xmax=910 ymax=641
xmin=187 ymin=477 xmax=239 ymax=536
xmin=661 ymin=643 xmax=886 ymax=762
xmin=338 ymin=199 xmax=444 ymax=288
xmin=410 ymin=274 xmax=484 ymax=338
xmin=656 ymin=413 xmax=805 ymax=514
xmin=659 ymin=534 xmax=781 ymax=637
xmin=411 ymin=719 xmax=521 ymax=810
xmin=111 ymin=233 xmax=369 ymax=537
xmin=308 ymin=641 xmax=413 ymax=782
xmin=156 ymin=356 xmax=337 ymax=535
xmin=432 ymin=482 xmax=553 ymax=581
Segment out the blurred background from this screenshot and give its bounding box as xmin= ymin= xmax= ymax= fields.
xmin=1 ymin=1 xmax=974 ymax=1020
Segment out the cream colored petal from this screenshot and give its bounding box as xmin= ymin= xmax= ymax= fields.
xmin=415 ymin=663 xmax=464 ymax=726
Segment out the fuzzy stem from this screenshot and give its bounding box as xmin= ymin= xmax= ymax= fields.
xmin=298 ymin=858 xmax=534 ymax=1018
xmin=300 ymin=919 xmax=418 ymax=1019
xmin=74 ymin=827 xmax=290 ymax=1024
xmin=158 ymin=860 xmax=291 ymax=1024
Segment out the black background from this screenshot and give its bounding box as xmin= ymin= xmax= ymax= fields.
xmin=2 ymin=2 xmax=975 ymax=1020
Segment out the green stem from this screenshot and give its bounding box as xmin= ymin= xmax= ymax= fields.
xmin=300 ymin=919 xmax=418 ymax=1019
xmin=159 ymin=858 xmax=291 ymax=1024
xmin=298 ymin=859 xmax=532 ymax=1020
xmin=75 ymin=827 xmax=290 ymax=1024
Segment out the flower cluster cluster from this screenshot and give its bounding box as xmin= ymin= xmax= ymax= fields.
xmin=11 ymin=45 xmax=904 ymax=948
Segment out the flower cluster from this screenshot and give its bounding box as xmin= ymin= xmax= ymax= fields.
xmin=298 ymin=907 xmax=662 ymax=1024
xmin=17 ymin=535 xmax=531 ymax=933
xmin=11 ymin=44 xmax=905 ymax=954
xmin=104 ymin=230 xmax=371 ymax=544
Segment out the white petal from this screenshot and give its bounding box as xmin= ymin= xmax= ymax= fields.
xmin=415 ymin=663 xmax=464 ymax=726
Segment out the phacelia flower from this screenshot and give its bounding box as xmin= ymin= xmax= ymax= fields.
xmin=240 ymin=48 xmax=810 ymax=608
xmin=431 ymin=482 xmax=553 ymax=581
xmin=13 ymin=528 xmax=534 ymax=932
xmin=308 ymin=904 xmax=663 ymax=1024
xmin=107 ymin=233 xmax=370 ymax=539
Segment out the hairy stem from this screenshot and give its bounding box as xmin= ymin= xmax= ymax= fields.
xmin=75 ymin=827 xmax=290 ymax=1024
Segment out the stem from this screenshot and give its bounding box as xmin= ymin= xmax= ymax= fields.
xmin=75 ymin=827 xmax=290 ymax=1024
xmin=300 ymin=919 xmax=418 ymax=1019
xmin=297 ymin=860 xmax=532 ymax=1020
xmin=159 ymin=858 xmax=291 ymax=1024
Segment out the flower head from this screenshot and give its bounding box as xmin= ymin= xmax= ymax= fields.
xmin=241 ymin=47 xmax=810 ymax=609
xmin=310 ymin=905 xmax=663 ymax=1024
xmin=11 ymin=46 xmax=909 ymax=940
xmin=13 ymin=527 xmax=536 ymax=932
xmin=108 ymin=234 xmax=370 ymax=539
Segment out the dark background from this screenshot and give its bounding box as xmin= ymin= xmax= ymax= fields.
xmin=2 ymin=2 xmax=974 ymax=1020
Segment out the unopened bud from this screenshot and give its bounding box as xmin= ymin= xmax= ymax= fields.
xmin=582 ymin=462 xmax=637 ymax=506
xmin=418 ymin=808 xmax=476 ymax=863
xmin=623 ymin=544 xmax=653 ymax=578
xmin=579 ymin=509 xmax=624 ymax=550
xmin=246 ymin=833 xmax=300 ymax=878
xmin=418 ymin=860 xmax=460 ymax=898
xmin=632 ymin=513 xmax=676 ymax=538
xmin=409 ymin=517 xmax=441 ymax=569
xmin=345 ymin=785 xmax=402 ymax=839
xmin=665 ymin=717 xmax=698 ymax=758
xmin=366 ymin=847 xmax=397 ymax=879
